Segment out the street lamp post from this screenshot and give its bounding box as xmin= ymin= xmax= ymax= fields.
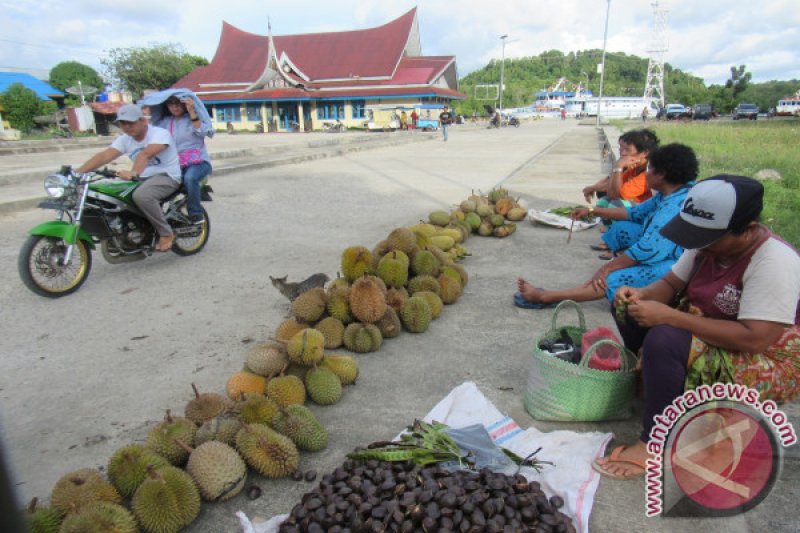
xmin=596 ymin=0 xmax=611 ymax=127
xmin=499 ymin=34 xmax=508 ymax=113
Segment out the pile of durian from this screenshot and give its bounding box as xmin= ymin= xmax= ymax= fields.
xmin=439 ymin=187 xmax=527 ymax=238
xmin=23 ymin=187 xmax=526 ymax=533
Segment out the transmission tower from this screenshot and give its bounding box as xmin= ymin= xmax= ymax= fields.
xmin=643 ymin=2 xmax=668 ymax=108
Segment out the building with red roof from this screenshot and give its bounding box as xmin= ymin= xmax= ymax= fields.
xmin=173 ymin=8 xmax=464 ymax=132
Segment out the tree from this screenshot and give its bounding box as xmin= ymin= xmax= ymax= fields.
xmin=0 ymin=83 xmax=49 ymax=132
xmin=725 ymin=65 xmax=752 ymax=109
xmin=49 ymin=61 xmax=104 ymax=105
xmin=101 ymin=43 xmax=209 ymax=98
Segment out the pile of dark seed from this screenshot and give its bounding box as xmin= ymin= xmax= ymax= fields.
xmin=279 ymin=458 xmax=576 ymax=533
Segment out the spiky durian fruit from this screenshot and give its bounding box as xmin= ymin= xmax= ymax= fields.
xmin=400 ymin=296 xmax=432 ymax=333
xmin=271 ymin=404 xmax=328 ymax=452
xmin=375 ymin=306 xmax=402 ymax=338
xmin=321 ymin=354 xmax=359 ymax=385
xmin=427 ymin=246 xmax=454 ymax=268
xmin=412 ymin=249 xmax=441 ymax=277
xmin=437 ymin=274 xmax=463 ymax=304
xmin=225 ymin=371 xmax=266 ymax=400
xmin=23 ymin=497 xmax=61 ymax=533
xmin=286 ymin=328 xmax=325 ymax=366
xmin=414 ymin=290 xmax=443 ymax=320
xmin=184 ymin=383 xmax=233 ymax=425
xmin=341 ymin=246 xmax=373 ymax=282
xmin=195 ymin=415 xmax=243 ymax=446
xmin=236 ymin=393 xmax=280 ymax=425
xmin=266 ymin=373 xmax=306 ymax=407
xmin=274 ymin=318 xmax=308 ymax=342
xmin=235 ymin=424 xmax=299 ymax=478
xmin=245 ymin=341 xmax=289 ymax=377
xmin=408 ymin=274 xmax=440 ymax=295
xmin=326 ymin=292 xmax=354 ymax=324
xmin=180 ymin=440 xmax=247 ymax=502
xmin=326 ymin=273 xmax=351 ymax=298
xmin=342 ymin=323 xmax=383 ymax=353
xmin=305 ymin=366 xmax=343 ymax=405
xmin=107 ymin=443 xmax=169 ymax=499
xmin=349 ymin=275 xmax=387 ymax=324
xmin=145 ymin=410 xmax=197 ymax=466
xmin=58 ymin=502 xmax=137 ymax=533
xmin=290 ymin=287 xmax=327 ymax=323
xmin=446 ymin=263 xmax=468 ymax=287
xmin=131 ymin=466 xmax=200 ymax=533
xmin=314 ymin=316 xmax=345 ymax=349
xmin=385 ymin=227 xmax=417 ymax=254
xmin=50 ymin=468 xmax=121 ymax=516
xmin=377 ymin=250 xmax=410 ymax=289
xmin=284 ymin=362 xmax=309 ymax=382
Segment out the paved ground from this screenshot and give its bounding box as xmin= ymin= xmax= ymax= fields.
xmin=0 ymin=121 xmax=796 ymax=532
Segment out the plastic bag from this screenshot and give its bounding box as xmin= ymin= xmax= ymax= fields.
xmin=581 ymin=326 xmax=622 ymax=371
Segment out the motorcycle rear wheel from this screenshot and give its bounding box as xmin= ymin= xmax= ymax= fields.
xmin=18 ymin=236 xmax=92 ymax=297
xmin=172 ymin=206 xmax=210 ymax=256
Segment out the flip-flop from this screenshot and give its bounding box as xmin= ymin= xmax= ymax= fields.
xmin=589 ymin=244 xmax=610 ymax=251
xmin=592 ymin=445 xmax=646 ymax=480
xmin=598 ymin=253 xmax=613 ymax=261
xmin=513 ymin=291 xmax=552 ymax=309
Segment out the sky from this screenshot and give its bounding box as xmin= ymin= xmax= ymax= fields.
xmin=1 ymin=0 xmax=798 ymax=92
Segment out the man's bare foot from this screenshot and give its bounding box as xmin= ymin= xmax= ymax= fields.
xmin=155 ymin=234 xmax=175 ymax=252
xmin=593 ymin=441 xmax=648 ymax=479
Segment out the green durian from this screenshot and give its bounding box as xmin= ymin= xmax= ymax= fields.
xmin=58 ymin=502 xmax=137 ymax=533
xmin=107 ymin=443 xmax=170 ymax=499
xmin=182 ymin=440 xmax=247 ymax=502
xmin=400 ymin=296 xmax=432 ymax=333
xmin=305 ymin=366 xmax=343 ymax=405
xmin=50 ymin=468 xmax=121 ymax=516
xmin=145 ymin=410 xmax=197 ymax=466
xmin=235 ymin=424 xmax=299 ymax=478
xmin=131 ymin=466 xmax=200 ymax=533
xmin=320 ymin=354 xmax=359 ymax=385
xmin=342 ymin=322 xmax=383 ymax=353
xmin=271 ymin=404 xmax=328 ymax=452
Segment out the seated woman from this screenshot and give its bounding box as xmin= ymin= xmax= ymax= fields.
xmin=594 ymin=175 xmax=800 ymax=479
xmin=515 ymin=143 xmax=698 ymax=309
xmin=584 ymin=129 xmax=659 ymax=256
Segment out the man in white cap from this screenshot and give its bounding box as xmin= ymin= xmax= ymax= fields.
xmin=75 ymin=103 xmax=181 ymax=252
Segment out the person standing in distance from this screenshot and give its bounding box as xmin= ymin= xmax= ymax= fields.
xmin=75 ymin=104 xmax=181 ymax=252
xmin=439 ymin=105 xmax=454 ymax=142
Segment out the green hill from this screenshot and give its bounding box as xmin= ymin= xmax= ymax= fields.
xmin=456 ymin=49 xmax=800 ymax=116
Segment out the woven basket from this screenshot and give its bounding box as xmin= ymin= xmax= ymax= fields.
xmin=523 ymin=300 xmax=638 ymax=422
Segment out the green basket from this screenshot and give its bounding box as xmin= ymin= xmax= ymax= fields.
xmin=523 ymin=300 xmax=639 ymax=422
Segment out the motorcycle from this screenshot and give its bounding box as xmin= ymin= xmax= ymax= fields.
xmin=322 ymin=120 xmax=344 ymax=133
xmin=488 ymin=115 xmax=520 ymax=128
xmin=18 ymin=166 xmax=212 ymax=298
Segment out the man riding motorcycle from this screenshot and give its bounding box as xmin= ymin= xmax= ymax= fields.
xmin=75 ymin=104 xmax=181 ymax=252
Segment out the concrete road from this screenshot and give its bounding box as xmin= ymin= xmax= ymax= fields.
xmin=0 ymin=120 xmax=796 ymax=532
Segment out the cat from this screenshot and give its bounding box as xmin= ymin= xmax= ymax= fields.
xmin=270 ymin=273 xmax=330 ymax=301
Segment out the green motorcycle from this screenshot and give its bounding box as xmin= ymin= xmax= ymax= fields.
xmin=18 ymin=166 xmax=211 ymax=297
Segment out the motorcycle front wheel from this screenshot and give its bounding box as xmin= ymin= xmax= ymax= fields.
xmin=18 ymin=236 xmax=92 ymax=297
xmin=172 ymin=206 xmax=210 ymax=256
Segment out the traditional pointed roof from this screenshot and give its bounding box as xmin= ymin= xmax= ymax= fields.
xmin=174 ymin=7 xmax=463 ymax=101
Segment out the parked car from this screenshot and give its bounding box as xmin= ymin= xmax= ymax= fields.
xmin=664 ymin=103 xmax=690 ymax=120
xmin=692 ymin=103 xmax=714 ymax=120
xmin=733 ymin=103 xmax=759 ymax=120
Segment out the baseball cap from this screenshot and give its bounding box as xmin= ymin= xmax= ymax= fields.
xmin=115 ymin=104 xmax=144 ymax=122
xmin=660 ymin=175 xmax=763 ymax=249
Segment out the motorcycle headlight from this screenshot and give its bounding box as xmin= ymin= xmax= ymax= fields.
xmin=44 ymin=174 xmax=71 ymax=198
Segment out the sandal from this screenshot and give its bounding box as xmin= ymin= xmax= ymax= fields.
xmin=513 ymin=291 xmax=553 ymax=309
xmin=590 ymin=243 xmax=610 ymax=251
xmin=592 ymin=445 xmax=646 ymax=480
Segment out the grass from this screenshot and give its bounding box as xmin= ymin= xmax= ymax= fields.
xmin=617 ymin=119 xmax=800 ymax=248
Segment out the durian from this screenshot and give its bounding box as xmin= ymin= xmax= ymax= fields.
xmin=341 ymin=246 xmax=373 ymax=282
xmin=400 ymin=296 xmax=432 ymax=333
xmin=131 ymin=465 xmax=200 ymax=533
xmin=414 ymin=290 xmax=443 ymax=319
xmin=225 ymin=371 xmax=266 ymax=400
xmin=377 ymin=250 xmax=409 ymax=289
xmin=245 ymin=341 xmax=290 ymax=377
xmin=23 ymin=497 xmax=61 ymax=533
xmin=58 ymin=502 xmax=137 ymax=533
xmin=305 ymin=366 xmax=343 ymax=405
xmin=437 ymin=274 xmax=463 ymax=304
xmin=326 ymin=292 xmax=354 ymax=324
xmin=385 ymin=227 xmax=417 ymax=254
xmin=184 ymin=383 xmax=233 ymax=425
xmin=342 ymin=322 xmax=383 ymax=353
xmin=411 ymin=249 xmax=441 ymax=277
xmin=50 ymin=468 xmax=121 ymax=516
xmin=195 ymin=415 xmax=242 ymax=446
xmin=320 ymin=354 xmax=359 ymax=385
xmin=179 ymin=440 xmax=247 ymax=502
xmin=236 ymin=393 xmax=280 ymax=425
xmin=375 ymin=306 xmax=402 ymax=338
xmin=235 ymin=424 xmax=299 ymax=478
xmin=290 ymin=287 xmax=327 ymax=323
xmin=385 ymin=286 xmax=409 ymax=313
xmin=314 ymin=316 xmax=345 ymax=348
xmin=286 ymin=328 xmax=325 ymax=366
xmin=274 ymin=318 xmax=308 ymax=342
xmin=349 ymin=275 xmax=387 ymax=323
xmin=271 ymin=404 xmax=328 ymax=452
xmin=107 ymin=443 xmax=170 ymax=499
xmin=145 ymin=410 xmax=197 ymax=466
xmin=408 ymin=274 xmax=440 ymax=295
xmin=266 ymin=372 xmax=306 ymax=407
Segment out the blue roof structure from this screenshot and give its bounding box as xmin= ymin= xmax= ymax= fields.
xmin=0 ymin=72 xmax=64 ymax=101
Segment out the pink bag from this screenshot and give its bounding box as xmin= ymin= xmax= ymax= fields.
xmin=581 ymin=326 xmax=623 ymax=371
xmin=178 ymin=148 xmax=203 ymax=168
